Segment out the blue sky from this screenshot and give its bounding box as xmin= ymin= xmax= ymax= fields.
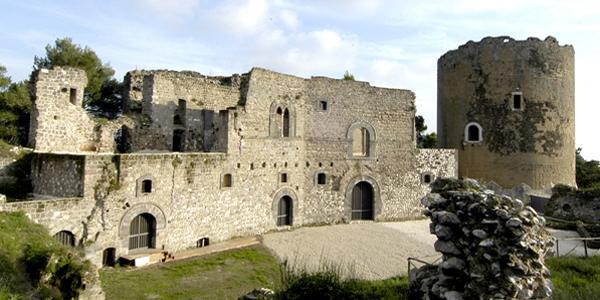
xmin=1 ymin=0 xmax=599 ymax=159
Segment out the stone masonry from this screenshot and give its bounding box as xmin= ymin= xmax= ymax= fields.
xmin=0 ymin=65 xmax=457 ymax=267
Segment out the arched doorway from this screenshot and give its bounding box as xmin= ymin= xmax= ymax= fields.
xmin=277 ymin=196 xmax=293 ymax=226
xmin=129 ymin=213 xmax=156 ymax=250
xmin=351 ymin=181 xmax=374 ymax=220
xmin=54 ymin=230 xmax=75 ymax=247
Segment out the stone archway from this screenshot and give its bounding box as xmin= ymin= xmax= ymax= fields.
xmin=344 ymin=175 xmax=381 ymax=221
xmin=119 ymin=203 xmax=166 ymax=251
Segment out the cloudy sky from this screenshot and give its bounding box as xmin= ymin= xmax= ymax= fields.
xmin=1 ymin=0 xmax=599 ymax=159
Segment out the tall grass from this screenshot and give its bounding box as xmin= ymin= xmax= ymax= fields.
xmin=547 ymin=256 xmax=600 ymax=300
xmin=276 ymin=260 xmax=409 ymax=300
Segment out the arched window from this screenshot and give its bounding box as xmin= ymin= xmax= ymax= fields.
xmin=347 ymin=122 xmax=376 ymax=158
xmin=222 ymin=173 xmax=232 ymax=188
xmin=465 ymin=122 xmax=483 ymax=142
xmin=270 ymin=103 xmax=295 ymax=138
xmin=283 ymin=109 xmax=290 ymax=137
xmin=352 ymin=127 xmax=370 ymax=156
xmin=129 ymin=213 xmax=156 ymax=250
xmin=277 ymin=196 xmax=293 ymax=226
xmin=54 ymin=230 xmax=75 ymax=247
xmin=142 ymin=179 xmax=152 ymax=193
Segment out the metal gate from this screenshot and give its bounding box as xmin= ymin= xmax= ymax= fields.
xmin=129 ymin=213 xmax=156 ymax=250
xmin=54 ymin=230 xmax=75 ymax=246
xmin=352 ymin=181 xmax=374 ymax=220
xmin=277 ymin=196 xmax=292 ymax=226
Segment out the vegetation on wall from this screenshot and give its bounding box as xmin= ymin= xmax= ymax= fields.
xmin=342 ymin=71 xmax=355 ymax=81
xmin=0 ymin=212 xmax=93 ymax=299
xmin=33 ymin=37 xmax=123 ymax=118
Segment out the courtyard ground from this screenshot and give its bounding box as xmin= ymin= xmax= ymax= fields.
xmin=262 ymin=219 xmax=439 ymax=280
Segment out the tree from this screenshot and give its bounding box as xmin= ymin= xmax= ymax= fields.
xmin=415 ymin=115 xmax=437 ymax=148
xmin=576 ymin=148 xmax=600 ymax=189
xmin=343 ymin=70 xmax=355 ymax=81
xmin=33 ymin=38 xmax=121 ymax=117
xmin=0 ymin=65 xmax=32 ymax=145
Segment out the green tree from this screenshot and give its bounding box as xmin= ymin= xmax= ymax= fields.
xmin=576 ymin=148 xmax=600 ymax=189
xmin=415 ymin=115 xmax=437 ymax=148
xmin=343 ymin=70 xmax=355 ymax=81
xmin=34 ymin=38 xmax=122 ymax=117
xmin=0 ymin=65 xmax=32 ymax=145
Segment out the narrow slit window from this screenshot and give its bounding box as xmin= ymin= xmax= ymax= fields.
xmin=69 ymin=88 xmax=77 ymax=105
xmin=512 ymin=92 xmax=523 ymax=110
xmin=281 ymin=173 xmax=288 ymax=183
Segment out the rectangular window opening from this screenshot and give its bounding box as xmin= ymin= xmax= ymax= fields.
xmin=281 ymin=173 xmax=288 ymax=183
xmin=320 ymin=101 xmax=328 ymax=111
xmin=317 ymin=173 xmax=327 ymax=185
xmin=69 ymin=88 xmax=77 ymax=105
xmin=512 ymin=93 xmax=522 ymax=110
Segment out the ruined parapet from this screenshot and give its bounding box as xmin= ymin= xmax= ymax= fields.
xmin=410 ymin=178 xmax=553 ymax=299
xmin=437 ymin=36 xmax=575 ymax=189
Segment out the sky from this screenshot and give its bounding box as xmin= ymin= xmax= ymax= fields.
xmin=1 ymin=0 xmax=599 ymax=159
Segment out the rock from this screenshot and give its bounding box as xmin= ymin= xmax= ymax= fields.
xmin=444 ymin=290 xmax=464 ymax=300
xmin=434 ymin=240 xmax=462 ymax=255
xmin=472 ymin=229 xmax=488 ymax=239
xmin=238 ymin=288 xmax=274 ymax=300
xmin=506 ymin=217 xmax=523 ymax=228
xmin=435 ymin=211 xmax=460 ymax=225
xmin=435 ymin=224 xmax=454 ymax=240
xmin=441 ymin=257 xmax=466 ymax=276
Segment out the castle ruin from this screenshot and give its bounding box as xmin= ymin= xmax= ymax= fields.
xmin=0 ymin=36 xmax=574 ymax=268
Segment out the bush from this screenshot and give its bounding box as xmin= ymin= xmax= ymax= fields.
xmin=0 ymin=212 xmax=92 ymax=299
xmin=276 ymin=262 xmax=408 ymax=300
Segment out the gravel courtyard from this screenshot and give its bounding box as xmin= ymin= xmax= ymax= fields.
xmin=262 ymin=219 xmax=439 ymax=280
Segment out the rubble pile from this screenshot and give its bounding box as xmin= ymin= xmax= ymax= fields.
xmin=410 ymin=178 xmax=553 ymax=299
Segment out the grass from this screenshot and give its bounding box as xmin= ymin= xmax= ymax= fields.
xmin=100 ymin=245 xmax=282 ymax=300
xmin=99 ymin=244 xmax=600 ymax=300
xmin=547 ymin=255 xmax=600 ymax=300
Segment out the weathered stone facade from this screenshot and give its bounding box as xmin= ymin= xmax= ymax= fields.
xmin=437 ymin=36 xmax=575 ymax=190
xmin=1 ymin=65 xmax=457 ymax=267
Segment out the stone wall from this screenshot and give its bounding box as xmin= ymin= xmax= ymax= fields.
xmin=31 ymin=153 xmax=84 ymax=197
xmin=7 ymin=66 xmax=460 ymax=267
xmin=28 ymin=66 xmax=136 ymax=154
xmin=437 ymin=36 xmax=575 ymax=190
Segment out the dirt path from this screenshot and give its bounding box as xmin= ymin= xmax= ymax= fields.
xmin=262 ymin=219 xmax=439 ymax=280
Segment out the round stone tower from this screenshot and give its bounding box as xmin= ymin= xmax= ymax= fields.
xmin=437 ymin=36 xmax=575 ymax=190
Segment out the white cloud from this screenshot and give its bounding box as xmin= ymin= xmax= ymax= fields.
xmin=209 ymin=0 xmax=270 ymax=36
xmin=129 ymin=0 xmax=201 ymax=23
xmin=279 ymin=9 xmax=300 ymax=30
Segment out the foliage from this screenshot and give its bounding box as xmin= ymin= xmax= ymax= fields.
xmin=0 ymin=65 xmax=32 ymax=146
xmin=342 ymin=71 xmax=355 ymax=81
xmin=0 ymin=212 xmax=92 ymax=299
xmin=415 ymin=115 xmax=437 ymax=148
xmin=100 ymin=245 xmax=282 ymax=299
xmin=547 ymin=256 xmax=600 ymax=300
xmin=0 ymin=149 xmax=32 ymax=200
xmin=34 ymin=38 xmax=122 ymax=118
xmin=576 ymin=148 xmax=600 ymax=189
